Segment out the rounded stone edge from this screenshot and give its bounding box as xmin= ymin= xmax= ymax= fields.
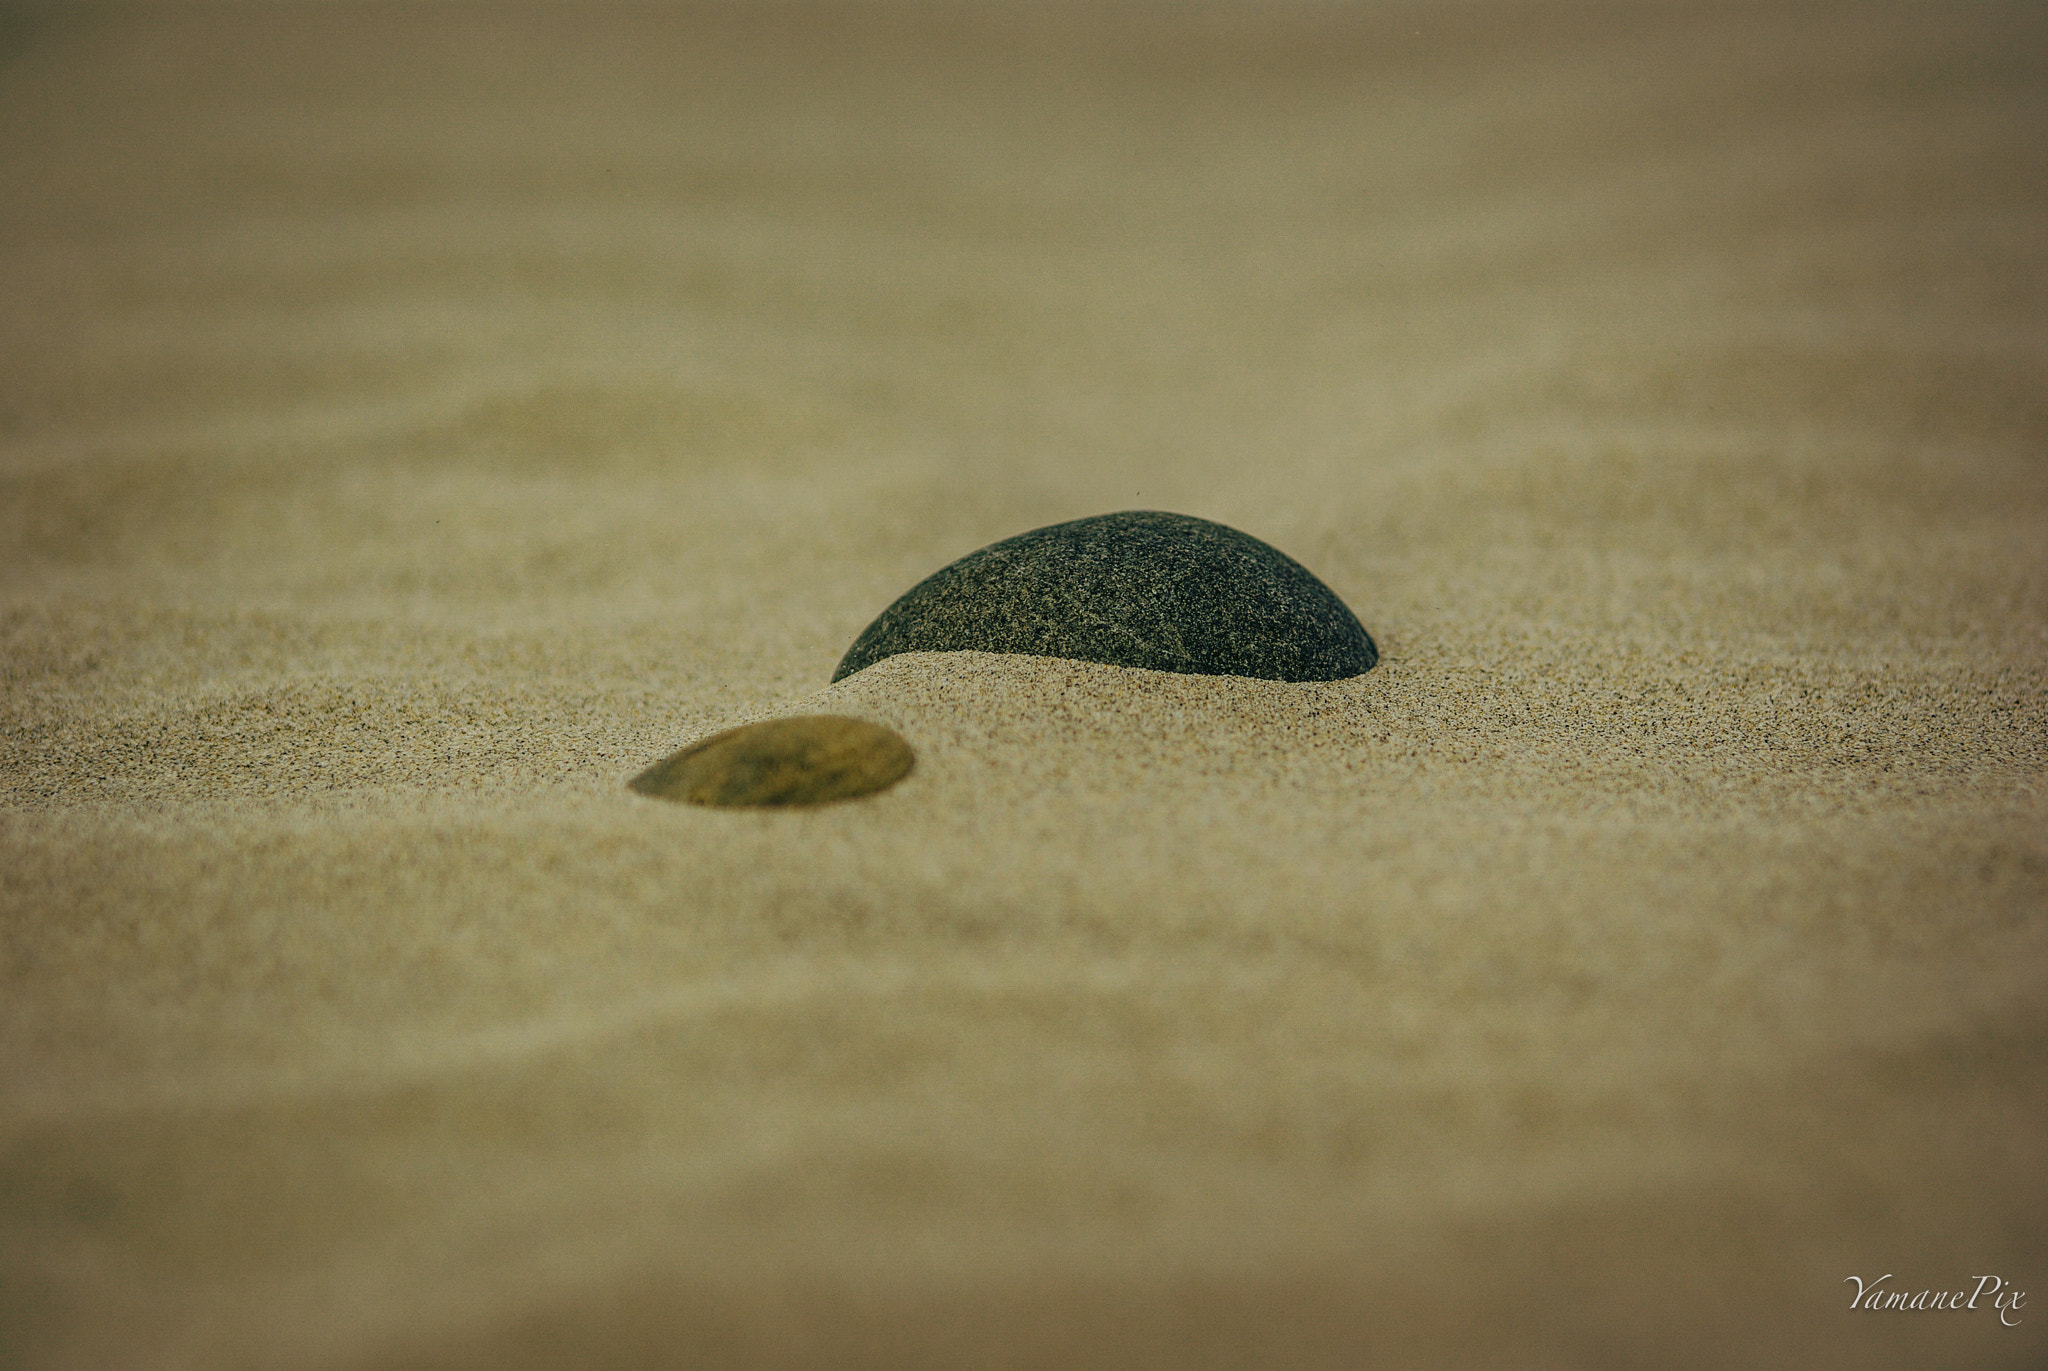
xmin=831 ymin=510 xmax=1377 ymax=684
xmin=627 ymin=715 xmax=915 ymax=808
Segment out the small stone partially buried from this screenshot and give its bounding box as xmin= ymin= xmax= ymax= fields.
xmin=833 ymin=510 xmax=1377 ymax=683
xmin=629 ymin=715 xmax=913 ymax=807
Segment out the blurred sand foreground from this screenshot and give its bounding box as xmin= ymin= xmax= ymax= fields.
xmin=2 ymin=3 xmax=2045 ymax=1367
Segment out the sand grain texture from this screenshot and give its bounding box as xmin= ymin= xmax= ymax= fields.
xmin=3 ymin=3 xmax=2046 ymax=1368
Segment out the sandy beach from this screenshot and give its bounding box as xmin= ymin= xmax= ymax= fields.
xmin=3 ymin=3 xmax=2045 ymax=1367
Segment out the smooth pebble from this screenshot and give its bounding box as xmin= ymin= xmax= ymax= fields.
xmin=629 ymin=715 xmax=914 ymax=807
xmin=832 ymin=510 xmax=1377 ymax=683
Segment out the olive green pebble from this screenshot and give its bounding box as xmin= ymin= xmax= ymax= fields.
xmin=628 ymin=715 xmax=914 ymax=807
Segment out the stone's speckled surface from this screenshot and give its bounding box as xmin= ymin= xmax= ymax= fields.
xmin=832 ymin=510 xmax=1378 ymax=684
xmin=629 ymin=715 xmax=914 ymax=807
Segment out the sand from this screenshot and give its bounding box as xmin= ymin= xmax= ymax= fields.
xmin=3 ymin=3 xmax=2046 ymax=1367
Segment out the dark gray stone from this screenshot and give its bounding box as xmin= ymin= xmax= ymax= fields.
xmin=832 ymin=510 xmax=1377 ymax=683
